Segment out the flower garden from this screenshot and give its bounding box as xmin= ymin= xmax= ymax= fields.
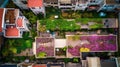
xmin=36 ymin=37 xmax=55 ymax=58
xmin=66 ymin=35 xmax=117 ymax=57
xmin=35 ymin=35 xmax=117 ymax=58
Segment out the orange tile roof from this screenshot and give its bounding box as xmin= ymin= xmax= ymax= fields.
xmin=5 ymin=26 xmax=19 ymax=37
xmin=28 ymin=0 xmax=43 ymax=7
xmin=17 ymin=18 xmax=23 ymax=27
xmin=0 ymin=8 xmax=4 ymax=32
xmin=32 ymin=64 xmax=46 ymax=67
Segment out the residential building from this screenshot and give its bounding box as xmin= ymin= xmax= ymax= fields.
xmin=115 ymin=5 xmax=120 ymax=12
xmin=12 ymin=0 xmax=28 ymax=9
xmin=0 ymin=8 xmax=5 ymax=37
xmin=87 ymin=0 xmax=104 ymax=10
xmin=58 ymin=0 xmax=76 ymax=10
xmin=0 ymin=8 xmax=29 ymax=38
xmin=12 ymin=0 xmax=120 ymax=14
xmin=75 ymin=0 xmax=88 ymax=11
xmin=0 ymin=8 xmax=4 ymax=52
xmin=12 ymin=0 xmax=45 ymax=15
xmin=44 ymin=0 xmax=58 ymax=7
xmin=98 ymin=0 xmax=120 ymax=12
xmin=27 ymin=0 xmax=45 ymax=15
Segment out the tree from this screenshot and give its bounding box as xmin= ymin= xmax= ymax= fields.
xmin=23 ymin=11 xmax=37 ymax=24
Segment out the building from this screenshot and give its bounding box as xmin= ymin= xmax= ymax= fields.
xmin=44 ymin=0 xmax=58 ymax=7
xmin=12 ymin=0 xmax=120 ymax=14
xmin=0 ymin=8 xmax=29 ymax=38
xmin=58 ymin=0 xmax=78 ymax=10
xmin=28 ymin=0 xmax=45 ymax=15
xmin=98 ymin=0 xmax=120 ymax=12
xmin=12 ymin=0 xmax=28 ymax=9
xmin=12 ymin=0 xmax=45 ymax=15
xmin=87 ymin=0 xmax=104 ymax=11
xmin=75 ymin=0 xmax=88 ymax=11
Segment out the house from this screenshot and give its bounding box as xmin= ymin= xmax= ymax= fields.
xmin=58 ymin=0 xmax=76 ymax=10
xmin=28 ymin=0 xmax=45 ymax=15
xmin=98 ymin=0 xmax=120 ymax=12
xmin=12 ymin=0 xmax=45 ymax=16
xmin=0 ymin=8 xmax=5 ymax=34
xmin=0 ymin=8 xmax=4 ymax=52
xmin=44 ymin=0 xmax=58 ymax=7
xmin=0 ymin=8 xmax=29 ymax=38
xmin=87 ymin=0 xmax=104 ymax=11
xmin=75 ymin=0 xmax=88 ymax=11
xmin=12 ymin=0 xmax=28 ymax=9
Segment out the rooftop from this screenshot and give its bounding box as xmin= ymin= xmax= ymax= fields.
xmin=0 ymin=8 xmax=4 ymax=32
xmin=32 ymin=64 xmax=46 ymax=67
xmin=78 ymin=0 xmax=88 ymax=4
xmin=28 ymin=0 xmax=43 ymax=8
xmin=17 ymin=17 xmax=23 ymax=27
xmin=106 ymin=0 xmax=117 ymax=4
xmin=44 ymin=0 xmax=58 ymax=3
xmin=59 ymin=0 xmax=71 ymax=4
xmin=5 ymin=9 xmax=18 ymax=24
xmin=5 ymin=26 xmax=19 ymax=37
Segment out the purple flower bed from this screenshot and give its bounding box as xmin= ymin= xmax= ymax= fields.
xmin=68 ymin=45 xmax=81 ymax=56
xmin=36 ymin=45 xmax=54 ymax=56
xmin=36 ymin=37 xmax=54 ymax=57
xmin=80 ymin=35 xmax=117 ymax=51
xmin=67 ymin=35 xmax=117 ymax=54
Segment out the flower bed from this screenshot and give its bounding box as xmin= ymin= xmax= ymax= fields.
xmin=36 ymin=38 xmax=54 ymax=58
xmin=67 ymin=35 xmax=117 ymax=53
xmin=68 ymin=45 xmax=81 ymax=57
xmin=79 ymin=35 xmax=117 ymax=51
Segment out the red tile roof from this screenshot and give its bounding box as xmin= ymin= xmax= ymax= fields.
xmin=28 ymin=0 xmax=43 ymax=8
xmin=5 ymin=26 xmax=19 ymax=37
xmin=32 ymin=64 xmax=46 ymax=67
xmin=0 ymin=8 xmax=4 ymax=32
xmin=17 ymin=18 xmax=23 ymax=27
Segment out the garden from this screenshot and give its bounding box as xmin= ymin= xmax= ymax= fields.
xmin=55 ymin=46 xmax=67 ymax=57
xmin=1 ymin=32 xmax=34 ymax=62
xmin=66 ymin=35 xmax=117 ymax=53
xmin=36 ymin=37 xmax=55 ymax=58
xmin=39 ymin=18 xmax=104 ymax=32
